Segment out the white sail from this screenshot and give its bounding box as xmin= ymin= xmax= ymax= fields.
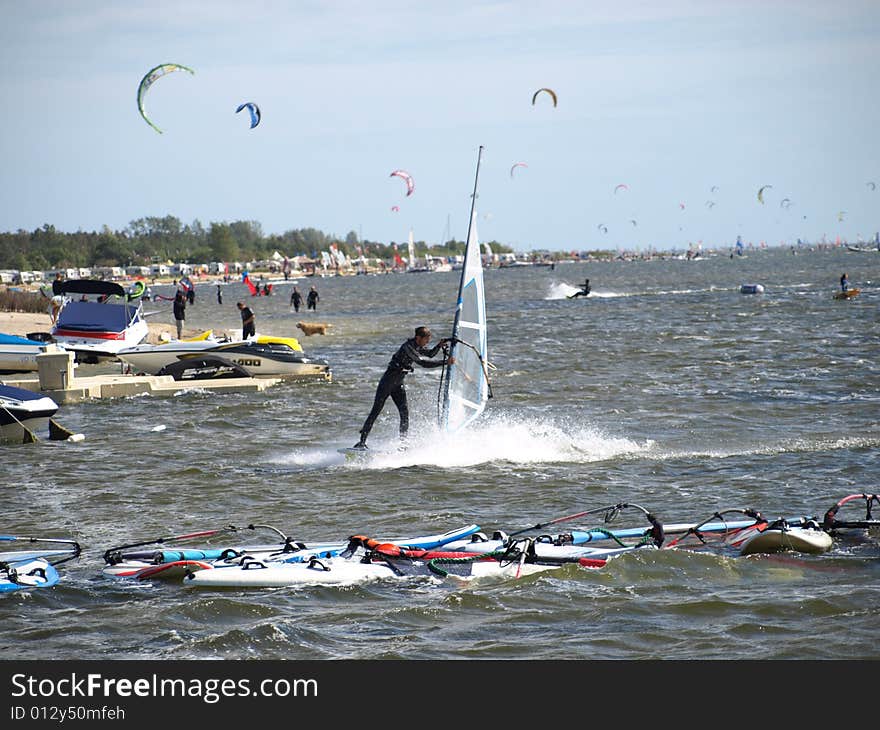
xmin=441 ymin=200 xmax=489 ymax=433
xmin=407 ymin=229 xmax=417 ymax=270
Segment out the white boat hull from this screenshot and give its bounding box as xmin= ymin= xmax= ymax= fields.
xmin=0 ymin=384 xmax=59 ymax=443
xmin=117 ymin=336 xmax=330 ymax=379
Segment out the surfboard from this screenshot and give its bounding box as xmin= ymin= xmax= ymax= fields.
xmin=833 ymin=288 xmax=860 ymax=300
xmin=337 ymin=445 xmax=406 ymax=459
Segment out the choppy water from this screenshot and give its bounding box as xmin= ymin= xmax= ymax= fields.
xmin=3 ymin=246 xmax=878 ymax=660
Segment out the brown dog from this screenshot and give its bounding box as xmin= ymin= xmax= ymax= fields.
xmin=296 ymin=321 xmax=332 ymax=336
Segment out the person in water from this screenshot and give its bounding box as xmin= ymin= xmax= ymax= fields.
xmin=237 ymin=301 xmax=256 ymax=339
xmin=354 ymin=326 xmax=454 ymax=449
xmin=290 ymin=286 xmax=303 ymax=312
xmin=307 ymin=285 xmax=319 ymax=311
xmin=840 ymin=273 xmax=849 ymax=292
xmin=568 ymin=279 xmax=591 ymax=299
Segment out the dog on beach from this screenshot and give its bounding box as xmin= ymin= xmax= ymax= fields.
xmin=296 ymin=321 xmax=332 ymax=336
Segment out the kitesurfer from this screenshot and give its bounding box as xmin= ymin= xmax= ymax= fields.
xmin=568 ymin=279 xmax=591 ymax=299
xmin=237 ymin=301 xmax=256 ymax=339
xmin=840 ymin=273 xmax=849 ymax=293
xmin=353 ymin=326 xmax=455 ymax=450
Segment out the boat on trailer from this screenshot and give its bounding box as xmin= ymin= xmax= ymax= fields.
xmin=50 ymin=279 xmax=149 ymax=363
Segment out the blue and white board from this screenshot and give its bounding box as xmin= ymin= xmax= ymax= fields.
xmin=182 ymin=523 xmax=482 ymax=588
xmin=0 ymin=558 xmax=61 ymax=593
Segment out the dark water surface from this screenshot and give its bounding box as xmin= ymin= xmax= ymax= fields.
xmin=4 ymin=247 xmax=878 ymax=660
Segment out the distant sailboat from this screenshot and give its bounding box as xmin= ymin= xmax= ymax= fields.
xmin=406 ymin=229 xmax=430 ymax=273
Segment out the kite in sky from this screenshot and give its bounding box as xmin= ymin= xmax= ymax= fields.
xmin=614 ymin=183 xmax=629 ymax=194
xmin=391 ymin=205 xmax=399 ymax=212
xmin=757 ymin=185 xmax=772 ymax=204
xmin=837 ymin=211 xmax=846 ymax=222
xmin=780 ymin=198 xmax=792 ymax=209
xmin=136 ymin=63 xmax=195 ymax=134
xmin=390 ymin=169 xmax=414 ymax=196
xmin=597 ymin=224 xmax=608 ymax=234
xmin=510 ymin=162 xmax=528 ymax=178
xmin=868 ymin=181 xmax=877 ymax=191
xmin=236 ymin=102 xmax=261 ymax=129
xmin=531 ymin=88 xmax=557 ymax=107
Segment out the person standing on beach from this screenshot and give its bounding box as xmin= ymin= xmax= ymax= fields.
xmin=237 ymin=301 xmax=256 ymax=339
xmin=216 ymin=284 xmax=222 ymax=305
xmin=353 ymin=326 xmax=454 ymax=450
xmin=173 ymin=291 xmax=186 ymax=339
xmin=290 ymin=286 xmax=303 ymax=312
xmin=307 ymin=286 xmax=319 ymax=311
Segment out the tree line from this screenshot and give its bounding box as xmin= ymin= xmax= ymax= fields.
xmin=0 ymin=215 xmax=514 ymax=271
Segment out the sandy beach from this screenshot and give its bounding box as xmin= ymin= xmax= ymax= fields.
xmin=0 ymin=310 xmax=179 ymax=343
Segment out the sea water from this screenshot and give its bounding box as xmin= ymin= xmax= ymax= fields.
xmin=3 ymin=246 xmax=878 ymax=660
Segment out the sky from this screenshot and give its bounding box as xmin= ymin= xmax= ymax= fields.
xmin=1 ymin=1 xmax=878 ymax=253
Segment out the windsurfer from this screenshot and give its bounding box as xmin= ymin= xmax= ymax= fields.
xmin=354 ymin=326 xmax=454 ymax=449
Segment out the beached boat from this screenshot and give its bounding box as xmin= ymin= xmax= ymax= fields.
xmin=116 ymin=332 xmax=331 ymax=380
xmin=50 ymin=279 xmax=149 ymax=362
xmin=0 ymin=333 xmax=65 ymax=373
xmin=0 ymin=383 xmax=59 ymax=443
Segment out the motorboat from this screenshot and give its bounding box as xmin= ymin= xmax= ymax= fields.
xmin=50 ymin=279 xmax=149 ymax=363
xmin=116 ymin=332 xmax=331 ymax=380
xmin=0 ymin=333 xmax=65 ymax=374
xmin=0 ymin=383 xmax=59 ymax=443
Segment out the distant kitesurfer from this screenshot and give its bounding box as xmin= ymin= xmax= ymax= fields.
xmin=216 ymin=284 xmax=222 ymax=305
xmin=840 ymin=273 xmax=848 ymax=293
xmin=354 ymin=326 xmax=455 ymax=449
xmin=568 ymin=279 xmax=591 ymax=299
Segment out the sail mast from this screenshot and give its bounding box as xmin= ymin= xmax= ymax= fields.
xmin=451 ymin=145 xmax=483 ymax=343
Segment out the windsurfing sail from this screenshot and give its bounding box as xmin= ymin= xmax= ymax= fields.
xmin=439 ymin=145 xmax=490 ymax=433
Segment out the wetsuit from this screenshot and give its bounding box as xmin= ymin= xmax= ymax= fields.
xmin=291 ymin=289 xmax=303 ymax=312
xmin=840 ymin=275 xmax=848 ymax=292
xmin=358 ymin=338 xmax=448 ymax=445
xmin=240 ymin=305 xmax=255 ymax=339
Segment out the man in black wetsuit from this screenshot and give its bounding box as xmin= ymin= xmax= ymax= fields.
xmin=354 ymin=326 xmax=455 ymax=449
xmin=568 ymin=279 xmax=591 ymax=299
